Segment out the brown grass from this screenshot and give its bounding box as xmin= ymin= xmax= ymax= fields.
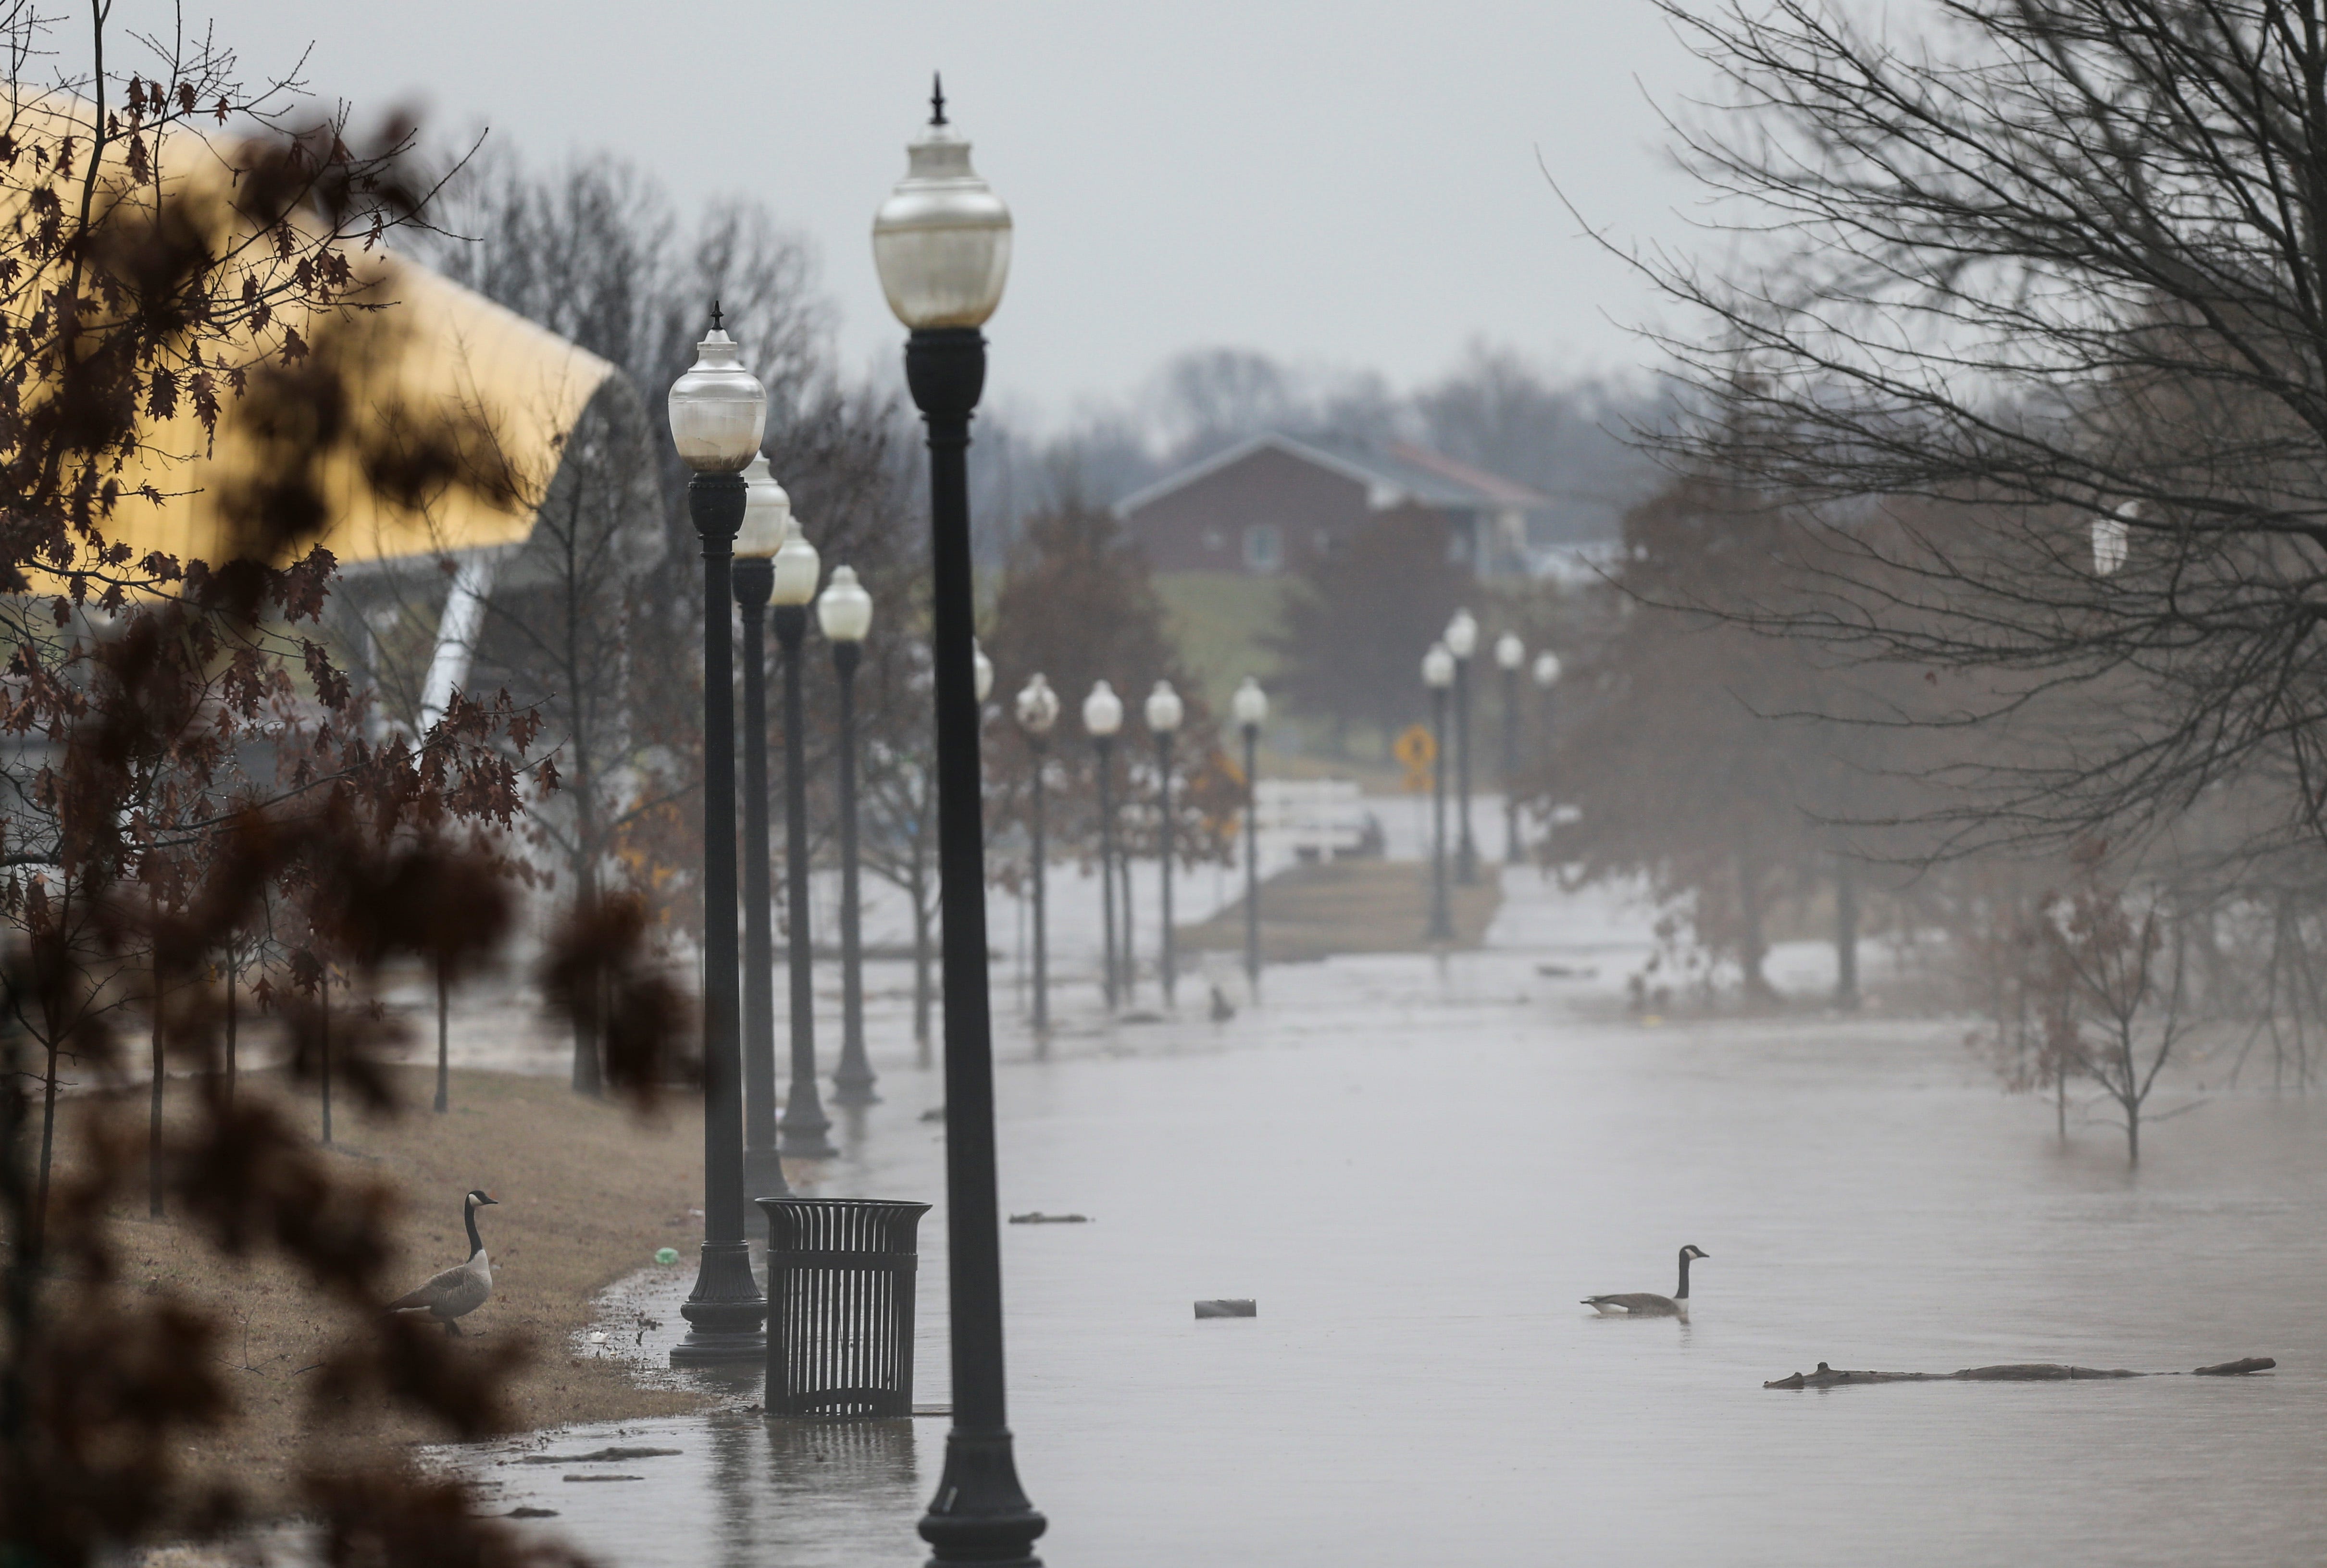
xmin=1179 ymin=858 xmax=1503 ymax=962
xmin=73 ymin=1065 xmax=715 ymax=1514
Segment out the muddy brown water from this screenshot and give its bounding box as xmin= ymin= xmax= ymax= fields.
xmin=445 ymin=881 xmax=2327 ymax=1566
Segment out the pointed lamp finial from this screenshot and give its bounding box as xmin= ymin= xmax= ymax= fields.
xmin=931 ymin=72 xmax=946 ymax=125
xmin=710 ymin=298 xmax=723 ymax=332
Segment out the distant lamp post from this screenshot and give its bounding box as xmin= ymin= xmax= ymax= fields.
xmin=1231 ymin=675 xmax=1268 ymax=993
xmin=819 ymin=564 xmax=878 ymax=1107
xmin=873 ymin=78 xmax=1045 ymax=1567
xmin=770 ymin=515 xmax=837 ymax=1161
xmin=1014 ymin=673 xmax=1060 ymax=1037
xmin=1533 ymin=650 xmax=1562 ymax=865
xmin=1144 ymin=679 xmax=1184 ymax=1008
xmin=665 ymin=310 xmax=769 ymax=1366
xmin=1444 ymin=607 xmax=1481 ymax=885
xmin=1494 ymin=632 xmax=1524 ymax=865
xmin=2093 ymin=506 xmax=2131 ymax=576
xmin=733 ymin=456 xmax=797 ymax=1210
xmin=1083 ymin=679 xmax=1124 ymax=1010
xmin=1423 ymin=641 xmax=1457 ymax=942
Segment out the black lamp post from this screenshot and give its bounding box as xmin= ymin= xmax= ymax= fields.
xmin=1015 ymin=674 xmax=1060 ymax=1037
xmin=873 ymin=82 xmax=1046 ymax=1566
xmin=821 ymin=565 xmax=879 ymax=1106
xmin=1144 ymin=680 xmax=1183 ymax=1008
xmin=768 ymin=515 xmax=838 ymax=1161
xmin=666 ymin=312 xmax=769 ymax=1366
xmin=1424 ymin=640 xmax=1456 ymax=943
xmin=1084 ymin=679 xmax=1123 ymax=1012
xmin=734 ymin=456 xmax=796 ymax=1211
xmin=1232 ymin=676 xmax=1268 ymax=995
xmin=1495 ymin=631 xmax=1524 ymax=865
xmin=1445 ymin=607 xmax=1479 ymax=885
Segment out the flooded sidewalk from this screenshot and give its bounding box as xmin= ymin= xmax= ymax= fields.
xmin=447 ymin=872 xmax=2327 ymax=1567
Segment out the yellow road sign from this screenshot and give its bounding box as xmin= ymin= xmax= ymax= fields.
xmin=1393 ymin=724 xmax=1436 ymax=771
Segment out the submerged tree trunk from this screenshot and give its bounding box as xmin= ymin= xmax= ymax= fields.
xmin=1736 ymin=847 xmax=1774 ymax=1004
xmin=1833 ymin=852 xmax=1859 ymax=1010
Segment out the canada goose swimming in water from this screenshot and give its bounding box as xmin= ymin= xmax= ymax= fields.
xmin=387 ymin=1188 xmax=498 ymax=1334
xmin=1583 ymin=1244 xmax=1708 ymax=1318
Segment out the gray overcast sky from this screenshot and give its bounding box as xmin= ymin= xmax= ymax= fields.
xmin=173 ymin=0 xmax=1704 ymax=423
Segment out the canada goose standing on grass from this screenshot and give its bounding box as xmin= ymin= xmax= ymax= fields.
xmin=1583 ymin=1244 xmax=1708 ymax=1318
xmin=387 ymin=1189 xmax=498 ymax=1334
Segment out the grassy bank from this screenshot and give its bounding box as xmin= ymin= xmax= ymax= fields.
xmin=80 ymin=1065 xmax=717 ymax=1514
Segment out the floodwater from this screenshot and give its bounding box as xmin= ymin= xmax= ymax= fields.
xmin=448 ymin=868 xmax=2327 ymax=1567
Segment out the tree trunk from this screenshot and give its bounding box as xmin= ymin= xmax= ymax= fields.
xmin=35 ymin=1033 xmax=59 ymax=1254
xmin=148 ymin=985 xmax=165 ymax=1219
xmin=1736 ymin=848 xmax=1775 ymax=1004
xmin=2056 ymin=1068 xmax=2067 ymax=1142
xmin=319 ymin=966 xmax=333 ymax=1148
xmin=569 ymin=794 xmax=604 ymax=1098
xmin=224 ymin=944 xmax=238 ymax=1109
xmin=1833 ymin=852 xmax=1859 ymax=1009
xmin=435 ymin=959 xmax=451 ymax=1114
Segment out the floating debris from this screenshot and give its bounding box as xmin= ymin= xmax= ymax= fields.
xmin=1195 ymin=1299 xmax=1257 ymax=1319
xmin=919 ymin=1107 xmax=946 ymax=1123
xmin=562 ymin=1474 xmax=643 ymax=1483
xmin=1008 ymin=1212 xmax=1090 ymax=1224
xmin=654 ymin=1247 xmax=680 ymax=1265
xmin=521 ymin=1446 xmax=683 ymax=1465
xmin=506 ymin=1507 xmax=560 ymax=1519
xmin=1766 ymin=1356 xmax=2276 ymax=1388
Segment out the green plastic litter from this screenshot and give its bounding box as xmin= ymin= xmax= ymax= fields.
xmin=654 ymin=1247 xmax=679 ymax=1265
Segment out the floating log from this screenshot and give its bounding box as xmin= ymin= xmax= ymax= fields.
xmin=1766 ymin=1356 xmax=2275 ymax=1389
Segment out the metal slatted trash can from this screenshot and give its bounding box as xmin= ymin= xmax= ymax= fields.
xmin=755 ymin=1197 xmax=931 ymax=1417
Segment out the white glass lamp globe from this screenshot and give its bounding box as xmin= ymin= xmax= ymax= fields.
xmin=2092 ymin=506 xmax=2131 ymax=577
xmin=1423 ymin=642 xmax=1456 ymax=689
xmin=1145 ymin=680 xmax=1184 ymax=736
xmin=734 ymin=456 xmax=791 ymax=558
xmin=1444 ymin=609 xmax=1479 ymax=660
xmin=1083 ymin=679 xmax=1123 ymax=739
xmin=1015 ymin=672 xmax=1060 ymax=736
xmin=667 ymin=321 xmax=768 ymax=473
xmin=1495 ymin=632 xmax=1525 ymax=671
xmin=1533 ymin=651 xmax=1563 ymax=689
xmin=816 ymin=564 xmax=873 ymax=643
xmin=769 ymin=518 xmax=821 ymax=608
xmin=973 ymin=639 xmax=995 ymax=703
xmin=1231 ymin=676 xmax=1268 ymax=728
xmin=872 ymin=83 xmax=1012 ymax=331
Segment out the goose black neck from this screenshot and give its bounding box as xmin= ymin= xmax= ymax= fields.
xmin=1676 ymin=1249 xmax=1692 ymax=1300
xmin=465 ymin=1198 xmax=485 ymax=1259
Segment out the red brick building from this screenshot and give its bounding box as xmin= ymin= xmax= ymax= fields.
xmin=1112 ymin=432 xmax=1551 ymax=580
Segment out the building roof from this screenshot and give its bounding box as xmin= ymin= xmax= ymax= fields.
xmin=1111 ymin=431 xmax=1551 ymax=519
xmin=7 ymin=98 xmax=614 ymax=584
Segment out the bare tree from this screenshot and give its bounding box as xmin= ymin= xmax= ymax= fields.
xmin=1629 ymin=0 xmax=2327 ymax=866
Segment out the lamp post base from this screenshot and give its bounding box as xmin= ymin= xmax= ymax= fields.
xmin=779 ymin=1118 xmax=841 ymax=1161
xmin=919 ymin=1428 xmax=1046 ymax=1567
xmin=669 ymin=1239 xmax=765 ymax=1366
xmin=831 ymin=1065 xmax=880 ymax=1108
